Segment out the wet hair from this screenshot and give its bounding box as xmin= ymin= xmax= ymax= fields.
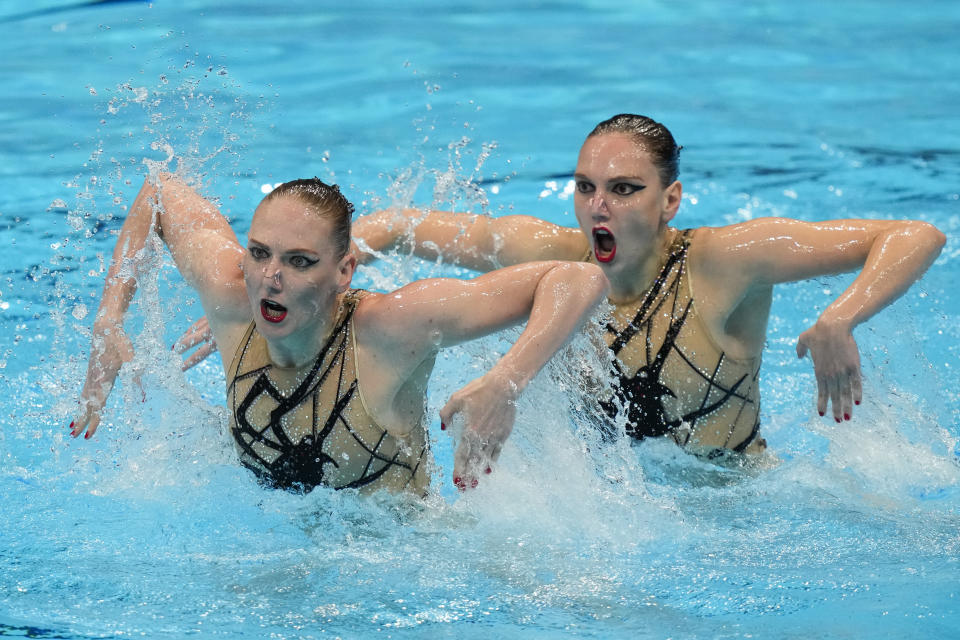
xmin=588 ymin=114 xmax=682 ymax=187
xmin=264 ymin=178 xmax=355 ymax=258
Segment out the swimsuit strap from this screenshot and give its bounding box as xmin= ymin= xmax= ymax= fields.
xmin=228 ymin=290 xmax=429 ymax=492
xmin=599 ymin=229 xmax=762 ymax=449
xmin=607 ymin=229 xmax=692 ymax=356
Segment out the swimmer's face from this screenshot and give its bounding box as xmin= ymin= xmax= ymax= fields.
xmin=243 ymin=195 xmax=355 ymax=343
xmin=574 ymin=133 xmax=681 ymax=272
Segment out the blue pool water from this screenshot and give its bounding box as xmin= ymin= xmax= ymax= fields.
xmin=2 ymin=1 xmax=958 ymax=638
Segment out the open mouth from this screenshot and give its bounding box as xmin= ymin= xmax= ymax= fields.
xmin=260 ymin=299 xmax=288 ymax=323
xmin=592 ymin=226 xmax=616 ymax=263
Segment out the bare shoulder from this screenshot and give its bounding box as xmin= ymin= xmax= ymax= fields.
xmin=352 ymin=289 xmax=435 ymax=391
xmin=688 ymin=217 xmax=815 ymax=280
xmin=352 ymin=290 xmax=408 ymax=351
xmin=686 ymin=225 xmax=773 ymax=359
xmin=686 ymin=224 xmax=746 ymax=283
xmin=689 ymin=218 xmax=787 ymax=260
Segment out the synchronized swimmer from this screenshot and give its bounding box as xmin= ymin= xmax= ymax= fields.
xmin=92 ymin=113 xmax=945 ymax=492
xmin=71 ymin=174 xmax=608 ymax=492
xmin=342 ymin=114 xmax=945 ymax=457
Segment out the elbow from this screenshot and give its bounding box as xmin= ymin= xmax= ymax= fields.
xmin=371 ymin=207 xmax=420 ymax=240
xmin=562 ymin=261 xmax=610 ymax=302
xmin=587 ymin=263 xmax=611 ymax=300
xmin=379 ymin=207 xmax=422 ymax=227
xmin=907 ymin=221 xmax=947 ymax=257
xmin=927 ymin=223 xmax=947 ymax=255
xmin=152 ymin=171 xmax=178 ymax=190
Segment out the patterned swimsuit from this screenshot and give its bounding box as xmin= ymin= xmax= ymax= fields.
xmin=226 ymin=290 xmax=430 ymax=492
xmin=595 ymin=230 xmax=764 ymax=453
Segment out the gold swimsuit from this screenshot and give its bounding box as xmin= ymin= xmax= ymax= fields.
xmin=593 ymin=230 xmax=765 ymax=453
xmin=226 ymin=290 xmax=430 ymax=493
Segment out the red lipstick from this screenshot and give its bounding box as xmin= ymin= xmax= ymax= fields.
xmin=260 ymin=299 xmax=287 ymax=323
xmin=592 ymin=226 xmax=616 ymax=263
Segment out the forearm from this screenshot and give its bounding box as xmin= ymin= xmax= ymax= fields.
xmin=91 ymin=178 xmax=162 ymax=334
xmin=73 ymin=180 xmax=159 ymax=435
xmin=487 ymin=262 xmax=608 ymax=392
xmin=819 ymin=221 xmax=945 ymax=329
xmin=353 ymin=207 xmax=464 ymax=262
xmin=353 ymin=207 xmax=505 ymax=271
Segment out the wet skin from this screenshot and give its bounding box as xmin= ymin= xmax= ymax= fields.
xmin=242 ymin=196 xmax=355 ymax=368
xmin=572 ymin=133 xmax=683 ymax=303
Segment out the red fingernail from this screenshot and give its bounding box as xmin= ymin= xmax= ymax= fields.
xmin=453 ymin=475 xmax=462 ymax=487
xmin=84 ymin=432 xmax=91 ymax=439
xmin=69 ymin=421 xmax=74 ymax=429
xmin=485 ymin=466 xmax=491 ymax=474
xmin=844 ymin=413 xmax=850 ymax=421
xmin=440 ymin=422 xmax=446 ymax=431
xmin=818 ymin=411 xmax=824 ymax=417
xmin=854 ymin=400 xmax=860 ymax=406
xmin=835 ymin=417 xmax=841 ymax=423
xmin=470 ymin=478 xmax=478 ymax=489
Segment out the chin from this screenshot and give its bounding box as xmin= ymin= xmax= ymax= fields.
xmin=252 ymin=309 xmax=291 ymax=338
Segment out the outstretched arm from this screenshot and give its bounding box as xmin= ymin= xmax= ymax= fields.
xmin=700 ymin=217 xmax=946 ymax=422
xmin=175 ymin=207 xmax=590 ymax=369
xmin=792 ymin=219 xmax=945 ymax=421
xmin=71 ymin=173 xmax=247 ymax=439
xmin=352 ymin=207 xmax=588 ymax=271
xmin=364 ymin=260 xmax=609 ymax=489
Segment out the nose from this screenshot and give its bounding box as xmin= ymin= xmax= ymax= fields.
xmin=262 ymin=260 xmax=282 ymax=289
xmin=588 ymin=192 xmax=609 ymax=220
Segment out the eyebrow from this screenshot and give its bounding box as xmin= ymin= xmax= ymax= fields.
xmin=573 ymin=173 xmax=645 ymax=182
xmin=247 ymin=239 xmax=320 ymax=256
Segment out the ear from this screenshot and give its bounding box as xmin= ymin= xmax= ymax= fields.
xmin=336 ymin=252 xmax=357 ymax=293
xmin=661 ymin=180 xmax=682 ymax=225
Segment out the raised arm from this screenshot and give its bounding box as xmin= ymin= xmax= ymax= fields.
xmin=363 ymin=260 xmax=609 ymax=488
xmin=698 ymin=217 xmax=946 ymax=421
xmin=175 ymin=207 xmax=591 ymax=369
xmin=70 ymin=173 xmax=248 ymax=440
xmin=351 ymin=207 xmax=588 ymax=271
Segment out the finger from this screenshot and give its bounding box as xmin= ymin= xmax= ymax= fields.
xmin=796 ymin=337 xmax=808 ymax=359
xmin=438 ymin=395 xmax=462 ymax=434
xmin=828 ymin=375 xmax=842 ymax=422
xmin=70 ymin=410 xmax=100 ymax=440
xmin=816 ymin=374 xmax=829 ymax=417
xmin=452 ymin=429 xmax=480 ymax=476
xmin=488 ymin=440 xmax=504 ymax=464
xmin=477 ymin=442 xmax=501 ymax=478
xmin=69 ymin=403 xmax=90 ymax=438
xmin=180 ymin=341 xmax=218 ymax=371
xmin=479 ymin=425 xmax=509 ymax=465
xmin=838 ymin=376 xmax=852 ymax=421
xmin=840 ymin=364 xmax=862 ymax=420
xmin=852 ymin=368 xmax=863 ymax=408
xmin=84 ymin=413 xmax=101 ymax=439
xmin=453 ymin=430 xmax=483 ymax=491
xmin=172 ymin=318 xmax=212 ymax=353
xmin=172 ymin=332 xmax=199 ymax=354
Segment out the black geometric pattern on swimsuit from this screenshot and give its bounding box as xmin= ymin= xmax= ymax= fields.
xmin=229 ymin=299 xmax=425 ymax=492
xmin=599 ymin=230 xmax=759 ymax=451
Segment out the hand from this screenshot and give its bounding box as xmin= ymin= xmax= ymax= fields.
xmin=172 ymin=316 xmax=217 ymax=371
xmin=70 ymin=326 xmax=134 ymax=439
xmin=439 ymin=370 xmax=519 ymax=491
xmin=796 ymin=318 xmax=862 ymax=422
